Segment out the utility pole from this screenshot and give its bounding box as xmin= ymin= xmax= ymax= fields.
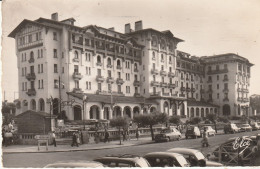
xmin=59 ymin=76 xmax=62 ymax=118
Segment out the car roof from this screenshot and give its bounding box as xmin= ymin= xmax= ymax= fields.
xmin=167 ymin=148 xmax=200 ymax=155
xmin=44 ymin=161 xmax=104 ymax=168
xmin=144 ymin=152 xmax=184 ymax=158
xmin=94 ymin=155 xmax=144 ymax=163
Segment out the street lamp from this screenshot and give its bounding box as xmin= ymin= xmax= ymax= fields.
xmin=82 ymin=94 xmax=88 ymax=130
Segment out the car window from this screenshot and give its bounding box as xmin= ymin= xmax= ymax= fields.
xmin=194 ymin=152 xmax=205 ymax=160
xmin=117 ymin=162 xmax=134 ymax=167
xmin=160 ymin=129 xmax=170 ymax=133
xmin=176 ymin=155 xmax=189 ymax=167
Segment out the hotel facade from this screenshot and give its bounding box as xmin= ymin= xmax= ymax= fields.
xmin=9 ymin=13 xmax=253 ymax=122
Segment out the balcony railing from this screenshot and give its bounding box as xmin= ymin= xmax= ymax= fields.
xmin=133 ymin=80 xmax=141 ymax=86
xmin=28 ymin=58 xmax=34 ymax=63
xmin=106 ymin=77 xmax=114 ymax=83
xmin=96 ymin=75 xmax=105 ymax=82
xmin=223 ymin=88 xmax=229 ymax=93
xmin=168 ymin=72 xmax=175 ymax=77
xmin=116 ymin=78 xmax=124 ymax=84
xmin=243 ymin=98 xmax=249 ymax=102
xmin=160 ymin=82 xmax=168 ymax=87
xmin=134 ymin=93 xmax=141 ymax=97
xmin=151 ymin=68 xmax=159 ymax=75
xmin=73 ymin=58 xmax=79 ymax=62
xmin=223 ymin=78 xmax=229 ymax=82
xmin=116 ymin=66 xmax=122 ymax=70
xmin=168 ymin=83 xmax=176 ymax=88
xmin=191 ymin=88 xmax=196 ymax=93
xmin=200 ymin=89 xmax=205 ymax=93
xmin=160 ymin=70 xmax=167 ymax=76
xmin=207 ymin=79 xmax=212 ymax=83
xmin=237 ymin=88 xmax=242 ymax=92
xmin=207 ymin=89 xmax=213 ymax=93
xmin=181 ymin=77 xmax=185 ymax=80
xmin=107 ymin=64 xmax=113 ymax=68
xmin=72 ymin=88 xmax=83 ymax=93
xmin=134 ymin=69 xmax=138 ymax=72
xmin=72 ymin=72 xmax=83 ymax=80
xmin=151 ymin=81 xmax=160 ymax=87
xmin=26 ymin=88 xmax=36 ymax=96
xmin=186 ymin=87 xmax=191 ymax=92
xmin=237 ymin=97 xmax=242 ymax=102
xmin=223 ymin=97 xmax=229 ymax=102
xmin=162 ymin=93 xmax=170 ymax=96
xmin=181 ymin=87 xmax=186 ymax=92
xmin=207 ymin=68 xmax=228 ymax=75
xmin=208 ymin=98 xmax=213 ymax=102
xmin=26 ymin=73 xmax=36 ymax=81
xmin=242 ymin=88 xmax=249 ymax=93
xmin=179 ymin=94 xmax=186 ymax=97
xmin=150 ymin=92 xmax=160 ymax=97
xmin=152 ymin=57 xmax=156 ymax=61
xmin=96 ymin=62 xmax=102 ymax=66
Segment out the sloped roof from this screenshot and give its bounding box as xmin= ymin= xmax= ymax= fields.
xmin=187 ymin=100 xmax=218 ymax=107
xmin=67 ymin=92 xmax=157 ymax=105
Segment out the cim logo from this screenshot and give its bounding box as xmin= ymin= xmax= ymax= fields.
xmin=232 ymin=137 xmax=252 ymax=155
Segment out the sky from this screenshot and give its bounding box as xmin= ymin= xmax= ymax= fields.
xmin=1 ymin=0 xmax=260 ymax=102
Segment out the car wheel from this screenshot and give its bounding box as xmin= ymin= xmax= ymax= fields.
xmin=166 ymin=137 xmax=170 ymax=142
xmin=177 ymin=136 xmax=181 ymax=141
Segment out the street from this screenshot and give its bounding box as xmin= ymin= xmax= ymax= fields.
xmin=3 ymin=130 xmax=260 ymax=167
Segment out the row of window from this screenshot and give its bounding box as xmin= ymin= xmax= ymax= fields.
xmin=208 ymin=93 xmax=229 ymax=100
xmin=208 ymin=64 xmax=228 ymax=71
xmin=152 ymin=63 xmax=173 ymax=72
xmin=208 ymin=74 xmax=228 ymax=81
xmin=152 ymin=52 xmax=173 ymax=63
xmin=208 ymin=83 xmax=228 ymax=90
xmin=176 ymin=60 xmax=204 ymax=72
xmin=19 ymin=32 xmax=42 ymax=46
xmin=21 ymin=49 xmax=43 ymax=62
xmin=238 ymin=63 xmax=250 ymax=73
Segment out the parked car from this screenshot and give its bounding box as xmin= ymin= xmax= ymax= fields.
xmin=167 ymin=148 xmax=223 ymax=167
xmin=240 ymin=124 xmax=253 ymax=132
xmin=143 ymin=152 xmax=190 ymax=167
xmin=93 ymin=154 xmax=150 ymax=167
xmin=251 ymin=123 xmax=260 ymax=130
xmin=185 ymin=125 xmax=201 ymax=139
xmin=200 ymin=126 xmax=216 ymax=136
xmin=224 ymin=123 xmax=240 ymax=134
xmin=44 ymin=161 xmax=104 ymax=168
xmin=154 ymin=127 xmax=181 ymax=142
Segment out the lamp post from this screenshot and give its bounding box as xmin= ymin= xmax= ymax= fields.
xmin=82 ymin=95 xmax=87 ymax=130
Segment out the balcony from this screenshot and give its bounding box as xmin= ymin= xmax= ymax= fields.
xmin=243 ymin=98 xmax=249 ymax=102
xmin=168 ymin=83 xmax=176 ymax=88
xmin=96 ymin=62 xmax=102 ymax=66
xmin=106 ymin=77 xmax=114 ymax=83
xmin=133 ymin=80 xmax=141 ymax=86
xmin=96 ymin=75 xmax=105 ymax=82
xmin=72 ymin=72 xmax=83 ymax=80
xmin=191 ymin=79 xmax=194 ymax=82
xmin=207 ymin=79 xmax=212 ymax=83
xmin=181 ymin=87 xmax=186 ymax=92
xmin=73 ymin=58 xmax=79 ymax=62
xmin=134 ymin=93 xmax=141 ymax=97
xmin=186 ymin=87 xmax=191 ymax=92
xmin=134 ymin=68 xmax=138 ymax=72
xmin=160 ymin=70 xmax=167 ymax=76
xmin=237 ymin=97 xmax=242 ymax=102
xmin=186 ymin=78 xmax=189 ymax=81
xmin=150 ymin=92 xmax=160 ymax=97
xmin=207 ymin=89 xmax=213 ymax=93
xmin=191 ymin=88 xmax=196 ymax=93
xmin=152 ymin=57 xmax=156 ymax=61
xmin=26 ymin=73 xmax=36 ymax=81
xmin=73 ymin=88 xmax=83 ymax=93
xmin=237 ymin=88 xmax=242 ymax=92
xmin=223 ymin=88 xmax=229 ymax=93
xmin=107 ymin=64 xmax=113 ymax=68
xmin=116 ymin=78 xmax=124 ymax=84
xmin=28 ymin=58 xmax=34 ymax=63
xmin=116 ymin=66 xmax=122 ymax=70
xmin=162 ymin=93 xmax=170 ymax=96
xmin=160 ymin=82 xmax=168 ymax=87
xmin=242 ymin=88 xmax=249 ymax=93
xmin=200 ymin=89 xmax=205 ymax=93
xmin=151 ymin=81 xmax=160 ymax=87
xmin=151 ymin=68 xmax=159 ymax=75
xmin=179 ymin=94 xmax=186 ymax=97
xmin=26 ymin=88 xmax=36 ymax=96
xmin=207 ymin=68 xmax=228 ymax=75
xmin=208 ymin=98 xmax=213 ymax=102
xmin=223 ymin=97 xmax=229 ymax=102
xmin=223 ymin=78 xmax=229 ymax=82
xmin=168 ymin=72 xmax=175 ymax=77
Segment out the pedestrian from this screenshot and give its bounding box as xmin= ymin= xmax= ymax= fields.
xmin=104 ymin=129 xmax=110 ymax=143
xmin=71 ymin=132 xmax=78 ymax=147
xmin=80 ymin=130 xmax=84 ymax=144
xmin=136 ymin=128 xmax=140 ymax=140
xmin=2 ymin=128 xmax=6 ymax=147
xmin=201 ymin=128 xmax=209 ymax=147
xmin=122 ymin=130 xmax=126 ymax=141
xmin=51 ymin=131 xmax=57 ymax=147
xmin=76 ymin=131 xmax=81 ymax=145
xmin=94 ymin=131 xmax=99 ymax=144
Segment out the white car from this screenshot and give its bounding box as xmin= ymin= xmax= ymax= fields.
xmin=201 ymin=126 xmax=216 ymax=136
xmin=240 ymin=124 xmax=252 ymax=132
xmin=155 ymin=127 xmax=182 ymax=142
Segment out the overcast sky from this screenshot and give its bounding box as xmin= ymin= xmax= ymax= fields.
xmin=1 ymin=0 xmax=260 ymax=101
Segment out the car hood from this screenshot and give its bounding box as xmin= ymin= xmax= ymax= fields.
xmin=206 ymin=160 xmax=223 ymax=166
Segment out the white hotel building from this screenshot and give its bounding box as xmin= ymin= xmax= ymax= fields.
xmin=9 ymin=13 xmax=253 ymax=121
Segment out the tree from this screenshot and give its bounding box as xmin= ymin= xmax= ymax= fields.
xmin=133 ymin=112 xmax=168 ymax=140
xmin=110 ymin=117 xmax=129 ymax=145
xmin=190 ymin=117 xmax=202 ymax=126
xmin=206 ymin=113 xmax=218 ymax=133
xmin=2 ymin=102 xmax=16 ymax=125
xmin=169 ymin=115 xmax=181 ymax=126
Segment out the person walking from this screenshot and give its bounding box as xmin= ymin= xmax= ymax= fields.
xmin=201 ymin=128 xmax=209 ymax=147
xmin=51 ymin=131 xmax=57 ymax=147
xmin=104 ymin=129 xmax=110 ymax=143
xmin=122 ymin=130 xmax=126 ymax=141
xmin=71 ymin=132 xmax=78 ymax=147
xmin=136 ymin=128 xmax=140 ymax=141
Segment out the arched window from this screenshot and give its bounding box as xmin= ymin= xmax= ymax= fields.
xmin=224 ymin=74 xmax=228 ymax=80
xmin=161 ymin=54 xmax=164 ymax=61
xmin=107 ymin=57 xmax=112 ymax=65
xmin=134 ymin=63 xmax=138 ymax=70
xmin=196 ymin=108 xmax=199 ymax=116
xmin=117 ymin=60 xmax=121 ymax=66
xmin=39 ymin=98 xmax=45 ymax=111
xmin=74 ymin=51 xmax=78 ymax=59
xmin=152 ymin=52 xmax=155 ymax=58
xmin=30 ymin=99 xmax=36 ymax=111
xmin=97 ymin=55 xmax=101 ymax=63
xmin=30 ymin=51 xmax=34 ymax=59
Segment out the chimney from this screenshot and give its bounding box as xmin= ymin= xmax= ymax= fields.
xmin=108 ymin=27 xmax=115 ymax=31
xmin=51 ymin=13 xmax=58 ymax=21
xmin=125 ymin=23 xmax=131 ymax=34
xmin=135 ymin=20 xmax=143 ymax=31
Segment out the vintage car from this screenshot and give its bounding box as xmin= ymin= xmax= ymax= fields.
xmin=224 ymin=123 xmax=240 ymax=134
xmin=44 ymin=161 xmax=104 ymax=168
xmin=200 ymin=126 xmax=216 ymax=136
xmin=154 ymin=127 xmax=181 ymax=142
xmin=143 ymin=152 xmax=190 ymax=167
xmin=167 ymin=148 xmax=223 ymax=167
xmin=240 ymin=124 xmax=253 ymax=132
xmin=251 ymin=123 xmax=260 ymax=130
xmin=93 ymin=154 xmax=150 ymax=167
xmin=185 ymin=125 xmax=201 ymax=139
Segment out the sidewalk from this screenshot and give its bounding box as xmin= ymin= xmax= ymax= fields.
xmin=2 ymin=137 xmax=153 ymax=154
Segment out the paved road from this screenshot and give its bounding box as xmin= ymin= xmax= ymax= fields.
xmin=3 ymin=130 xmax=259 ymax=167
